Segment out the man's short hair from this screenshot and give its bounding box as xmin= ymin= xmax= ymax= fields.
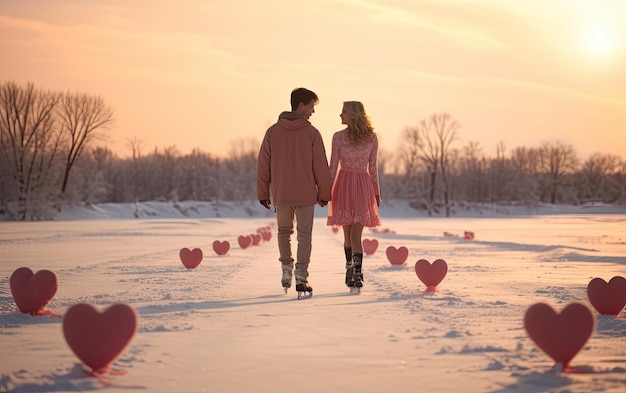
xmin=291 ymin=88 xmax=318 ymax=111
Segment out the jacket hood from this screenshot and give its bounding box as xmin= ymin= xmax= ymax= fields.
xmin=278 ymin=111 xmax=304 ymax=121
xmin=277 ymin=111 xmax=311 ymax=130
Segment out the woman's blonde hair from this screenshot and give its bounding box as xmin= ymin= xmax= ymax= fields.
xmin=343 ymin=101 xmax=375 ymax=144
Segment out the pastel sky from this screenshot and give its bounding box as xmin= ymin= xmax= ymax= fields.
xmin=1 ymin=0 xmax=625 ymax=159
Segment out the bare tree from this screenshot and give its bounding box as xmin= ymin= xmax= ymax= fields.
xmin=578 ymin=153 xmax=620 ymax=202
xmin=398 ymin=126 xmax=426 ymax=200
xmin=399 ymin=114 xmax=459 ymax=215
xmin=416 ymin=121 xmax=440 ymax=212
xmin=126 ymin=137 xmax=145 ymax=201
xmin=159 ymin=145 xmax=181 ymax=201
xmin=0 ymin=81 xmax=62 ymax=220
xmin=428 ymin=113 xmax=459 ymax=216
xmin=507 ymin=146 xmax=541 ymax=203
xmin=402 ymin=122 xmax=439 ymax=214
xmin=457 ymin=140 xmax=485 ymax=202
xmin=57 ymin=91 xmax=114 ymax=195
xmin=223 ymin=138 xmax=258 ymax=202
xmin=537 ymin=141 xmax=579 ymax=203
xmin=178 ymin=148 xmax=219 ymax=201
xmin=610 ymin=159 xmax=626 ymax=205
xmin=487 ymin=141 xmax=508 ymax=202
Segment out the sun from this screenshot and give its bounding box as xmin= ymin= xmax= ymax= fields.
xmin=571 ymin=2 xmax=624 ymax=60
xmin=584 ymin=27 xmax=617 ymax=56
xmin=578 ymin=14 xmax=623 ymax=59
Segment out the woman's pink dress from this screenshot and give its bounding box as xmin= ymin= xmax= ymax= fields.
xmin=327 ymin=129 xmax=381 ymax=227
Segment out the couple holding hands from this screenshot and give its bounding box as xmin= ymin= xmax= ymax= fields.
xmin=257 ymin=87 xmax=381 ymax=296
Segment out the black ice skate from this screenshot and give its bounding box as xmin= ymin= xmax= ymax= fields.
xmin=345 ymin=261 xmax=354 ymax=287
xmin=344 ymin=247 xmax=353 ymax=287
xmin=295 ymin=282 xmax=313 ymax=299
xmin=349 ymin=253 xmax=363 ymax=294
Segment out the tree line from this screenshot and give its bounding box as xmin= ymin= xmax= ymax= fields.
xmin=1 ymin=80 xmax=625 ymax=220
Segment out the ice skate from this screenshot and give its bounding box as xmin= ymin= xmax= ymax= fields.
xmin=344 ymin=247 xmax=353 ymax=287
xmin=281 ymin=264 xmax=293 ymax=294
xmin=349 ymin=270 xmax=363 ymax=294
xmin=345 ymin=260 xmax=355 ymax=288
xmin=349 ymin=253 xmax=363 ymax=294
xmin=295 ymin=281 xmax=313 ymax=299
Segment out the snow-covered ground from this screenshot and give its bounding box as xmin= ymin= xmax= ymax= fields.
xmin=1 ymin=201 xmax=625 ymax=392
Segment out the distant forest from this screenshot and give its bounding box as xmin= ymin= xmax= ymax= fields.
xmin=2 ymin=80 xmax=625 ymax=220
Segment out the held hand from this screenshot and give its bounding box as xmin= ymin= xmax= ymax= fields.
xmin=317 ymin=200 xmax=328 ymax=207
xmin=259 ymin=199 xmax=271 ymax=209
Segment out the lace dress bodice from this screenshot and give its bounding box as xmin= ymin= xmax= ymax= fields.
xmin=329 ymin=130 xmax=380 ymax=195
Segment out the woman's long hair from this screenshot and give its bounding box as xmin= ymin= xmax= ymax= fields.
xmin=344 ymin=101 xmax=375 ymax=144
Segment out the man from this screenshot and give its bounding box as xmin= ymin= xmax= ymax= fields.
xmin=257 ymin=87 xmax=331 ymax=296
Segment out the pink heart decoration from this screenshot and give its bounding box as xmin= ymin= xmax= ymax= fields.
xmin=238 ymin=235 xmax=253 ymax=249
xmin=260 ymin=230 xmax=272 ymax=241
xmin=386 ymin=246 xmax=408 ymax=265
xmin=10 ymin=267 xmax=58 ymax=316
xmin=362 ymin=239 xmax=379 ymax=256
xmin=63 ymin=303 xmax=138 ymax=371
xmin=524 ymin=302 xmax=594 ymax=369
xmin=414 ymin=259 xmax=448 ymax=291
xmin=587 ymin=276 xmax=626 ymax=316
xmin=251 ymin=233 xmax=262 ymax=246
xmin=331 ymin=226 xmax=340 ymax=234
xmin=463 ymin=231 xmax=475 ymax=240
xmin=212 ymin=240 xmax=230 ymax=256
xmin=179 ymin=247 xmax=203 ymax=269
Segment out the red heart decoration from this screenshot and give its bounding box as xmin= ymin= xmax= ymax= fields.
xmin=362 ymin=239 xmax=379 ymax=256
xmin=386 ymin=246 xmax=408 ymax=265
xmin=63 ymin=303 xmax=138 ymax=371
xmin=179 ymin=247 xmax=203 ymax=269
xmin=524 ymin=302 xmax=594 ymax=368
xmin=587 ymin=276 xmax=626 ymax=316
xmin=212 ymin=240 xmax=230 ymax=256
xmin=463 ymin=231 xmax=475 ymax=240
xmin=259 ymin=230 xmax=272 ymax=241
xmin=238 ymin=235 xmax=253 ymax=249
xmin=10 ymin=267 xmax=58 ymax=315
xmin=331 ymin=226 xmax=340 ymax=234
xmin=251 ymin=233 xmax=262 ymax=246
xmin=414 ymin=259 xmax=448 ymax=291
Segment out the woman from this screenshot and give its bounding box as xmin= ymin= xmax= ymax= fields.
xmin=327 ymin=101 xmax=381 ymax=292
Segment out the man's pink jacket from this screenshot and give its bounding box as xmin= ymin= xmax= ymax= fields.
xmin=257 ymin=112 xmax=331 ymax=207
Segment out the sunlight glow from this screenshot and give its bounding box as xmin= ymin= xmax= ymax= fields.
xmin=583 ymin=27 xmax=619 ymax=56
xmin=576 ymin=5 xmax=623 ymax=59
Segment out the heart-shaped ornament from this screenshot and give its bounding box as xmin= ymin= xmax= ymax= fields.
xmin=238 ymin=235 xmax=253 ymax=249
xmin=362 ymin=239 xmax=379 ymax=256
xmin=10 ymin=267 xmax=58 ymax=316
xmin=587 ymin=276 xmax=626 ymax=316
xmin=63 ymin=303 xmax=138 ymax=371
xmin=463 ymin=231 xmax=475 ymax=240
xmin=386 ymin=246 xmax=408 ymax=265
xmin=259 ymin=230 xmax=272 ymax=241
xmin=251 ymin=233 xmax=262 ymax=246
xmin=524 ymin=302 xmax=594 ymax=369
xmin=414 ymin=259 xmax=448 ymax=291
xmin=212 ymin=240 xmax=230 ymax=256
xmin=179 ymin=247 xmax=203 ymax=269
